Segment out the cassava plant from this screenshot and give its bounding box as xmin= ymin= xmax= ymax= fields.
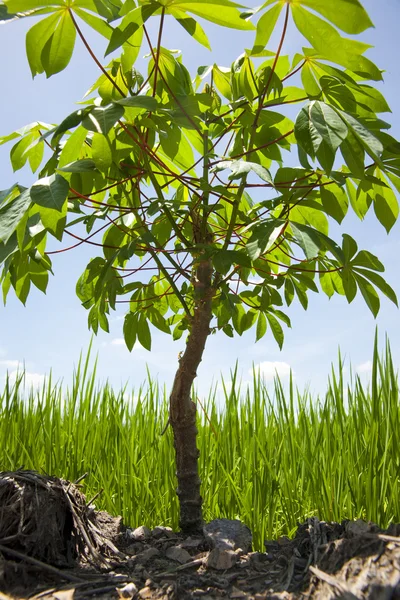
xmin=0 ymin=0 xmax=399 ymax=533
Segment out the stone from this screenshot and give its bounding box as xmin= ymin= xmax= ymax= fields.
xmin=165 ymin=545 xmax=192 ymax=564
xmin=205 ymin=547 xmax=238 ymax=570
xmin=117 ymin=582 xmax=138 ymax=599
xmin=131 ymin=525 xmax=152 ymax=541
xmin=137 ymin=547 xmax=160 ymax=564
xmin=230 ymin=587 xmax=247 ymax=598
xmin=152 ymin=525 xmax=175 ymax=538
xmin=138 ymin=587 xmax=153 ymax=599
xmin=203 ymin=519 xmax=252 ymax=553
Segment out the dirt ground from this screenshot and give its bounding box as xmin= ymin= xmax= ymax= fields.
xmin=1 ymin=471 xmax=399 ymax=599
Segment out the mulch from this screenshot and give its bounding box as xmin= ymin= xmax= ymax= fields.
xmin=0 ymin=470 xmax=399 ymax=599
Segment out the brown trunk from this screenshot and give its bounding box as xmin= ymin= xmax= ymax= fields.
xmin=169 ymin=257 xmax=213 ymax=534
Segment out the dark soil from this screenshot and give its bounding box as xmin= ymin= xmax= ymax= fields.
xmin=1 ymin=470 xmax=399 ymax=599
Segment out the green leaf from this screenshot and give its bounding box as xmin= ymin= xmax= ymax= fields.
xmin=4 ymin=0 xmax=63 ymax=11
xmin=351 ymin=250 xmax=384 ymax=272
xmin=123 ymin=312 xmax=138 ymax=351
xmin=172 ymin=2 xmax=255 ymax=30
xmin=342 ymin=233 xmax=358 ymax=262
xmin=30 ymin=174 xmax=69 ymax=212
xmin=290 ymin=221 xmax=344 ymax=262
xmin=290 ymin=222 xmax=320 ymax=260
xmin=148 ymin=308 xmax=170 ymax=334
xmin=0 ymin=233 xmax=18 ymax=265
xmin=115 ymin=96 xmax=158 ymax=110
xmin=169 ymin=7 xmax=211 ymax=50
xmin=0 ymin=184 xmax=22 ymax=206
xmin=215 ymin=160 xmax=274 ymax=184
xmin=310 ymin=101 xmax=348 ymax=153
xmin=41 ymin=11 xmax=76 ymax=77
xmin=341 ymin=268 xmax=357 ymax=302
xmin=73 ymin=7 xmax=113 ymax=39
xmin=338 ymin=110 xmax=383 ymax=163
xmin=252 ymin=3 xmax=283 ymax=54
xmin=247 ymin=222 xmax=285 ymax=260
xmin=299 ymin=0 xmax=373 ymax=34
xmin=59 ymin=158 xmax=98 ymax=173
xmin=91 ymin=134 xmax=113 ymax=171
xmin=354 ymin=273 xmax=380 ymax=317
xmin=353 ymin=268 xmax=398 ymax=306
xmin=266 ymin=312 xmax=284 ymax=349
xmin=256 ymin=311 xmax=267 ymax=341
xmin=346 ymin=179 xmax=372 ymax=220
xmin=137 ymin=315 xmax=151 ymax=351
xmin=0 ymin=189 xmax=31 ymax=244
xmin=320 ymin=185 xmax=348 ymax=224
xmin=212 ymin=65 xmax=232 ymax=100
xmin=373 ymin=187 xmax=399 ymax=233
xmin=82 ymin=104 xmax=125 ymax=135
xmin=38 ymin=204 xmax=66 ymax=240
xmin=25 ymin=12 xmax=60 ymax=77
xmin=301 ymin=62 xmax=321 ymax=97
xmin=340 ymin=130 xmax=365 ymax=179
xmin=291 ymin=5 xmax=376 ymax=76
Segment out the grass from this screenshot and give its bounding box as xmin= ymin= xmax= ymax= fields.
xmin=1 ymin=335 xmax=399 ymax=551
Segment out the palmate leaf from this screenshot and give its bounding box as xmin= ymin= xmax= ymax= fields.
xmin=41 ymin=10 xmax=76 ymax=77
xmin=169 ymin=0 xmax=255 ymax=31
xmin=291 ymin=5 xmax=381 ymax=80
xmin=299 ymin=0 xmax=373 ymax=34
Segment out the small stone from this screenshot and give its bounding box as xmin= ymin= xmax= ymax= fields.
xmin=138 ymin=586 xmax=153 ymax=599
xmin=131 ymin=525 xmax=152 ymax=541
xmin=137 ymin=547 xmax=160 ymax=564
xmin=205 ymin=547 xmax=238 ymax=570
xmin=117 ymin=582 xmax=138 ymax=599
xmin=230 ymin=587 xmax=247 ymax=598
xmin=165 ymin=546 xmax=192 ymax=564
xmin=152 ymin=526 xmax=175 ymax=538
xmin=203 ymin=519 xmax=252 ymax=553
xmin=346 ymin=519 xmax=372 ymax=537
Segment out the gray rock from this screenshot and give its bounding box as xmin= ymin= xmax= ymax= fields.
xmin=203 ymin=519 xmax=252 ymax=553
xmin=131 ymin=525 xmax=151 ymax=541
xmin=152 ymin=525 xmax=175 ymax=538
xmin=136 ymin=547 xmax=160 ymax=564
xmin=116 ymin=582 xmax=138 ymax=599
xmin=165 ymin=545 xmax=192 ymax=564
xmin=205 ymin=547 xmax=238 ymax=570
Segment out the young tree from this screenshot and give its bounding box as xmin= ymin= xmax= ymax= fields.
xmin=0 ymin=0 xmax=399 ymax=533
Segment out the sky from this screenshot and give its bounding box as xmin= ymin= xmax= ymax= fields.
xmin=0 ymin=0 xmax=399 ymax=400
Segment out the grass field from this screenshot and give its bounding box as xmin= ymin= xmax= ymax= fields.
xmin=1 ymin=335 xmax=399 ymax=551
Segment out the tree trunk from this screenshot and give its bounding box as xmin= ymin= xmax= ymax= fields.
xmin=169 ymin=257 xmax=213 ymax=534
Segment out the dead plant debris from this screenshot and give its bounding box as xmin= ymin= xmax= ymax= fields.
xmin=1 ymin=471 xmax=399 ymax=599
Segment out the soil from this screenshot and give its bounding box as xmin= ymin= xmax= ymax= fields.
xmin=1 ymin=471 xmax=399 ymax=600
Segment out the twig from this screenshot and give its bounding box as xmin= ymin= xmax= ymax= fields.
xmin=74 ymin=473 xmax=89 ymax=485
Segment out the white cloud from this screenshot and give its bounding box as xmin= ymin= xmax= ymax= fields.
xmin=0 ymin=359 xmax=21 ymax=369
xmin=111 ymin=338 xmax=143 ymax=350
xmin=252 ymin=361 xmax=292 ymax=382
xmin=356 ymin=360 xmax=373 ymax=374
xmin=7 ymin=370 xmax=46 ymax=390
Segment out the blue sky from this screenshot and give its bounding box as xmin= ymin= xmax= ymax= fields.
xmin=0 ymin=0 xmax=399 ymax=399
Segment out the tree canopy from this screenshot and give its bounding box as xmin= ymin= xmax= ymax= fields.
xmin=0 ymin=0 xmax=399 ymax=530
